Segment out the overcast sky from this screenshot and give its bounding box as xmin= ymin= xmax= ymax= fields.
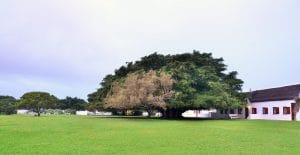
xmin=1 ymin=0 xmax=299 ymax=100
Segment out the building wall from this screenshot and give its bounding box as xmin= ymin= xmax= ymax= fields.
xmin=248 ymin=100 xmax=295 ymax=121
xmin=17 ymin=109 xmax=29 ymax=114
xmin=76 ymin=110 xmax=88 ymax=115
xmin=294 ymin=103 xmax=300 ymax=121
xmin=95 ymin=111 xmax=112 ymax=116
xmin=182 ymin=110 xmax=216 ymax=118
xmin=182 ymin=109 xmax=245 ymax=119
xmin=229 ymin=109 xmax=245 ymax=119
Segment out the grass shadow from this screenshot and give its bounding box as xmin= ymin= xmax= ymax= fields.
xmin=87 ymin=115 xmax=235 ymax=122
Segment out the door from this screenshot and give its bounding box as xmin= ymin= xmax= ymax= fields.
xmin=291 ymin=103 xmax=296 ymax=121
xmin=245 ymin=108 xmax=249 ymax=119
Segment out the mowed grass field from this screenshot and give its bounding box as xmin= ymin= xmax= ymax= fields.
xmin=1 ymin=115 xmax=300 ymax=155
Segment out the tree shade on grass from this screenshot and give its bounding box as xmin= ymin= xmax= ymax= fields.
xmin=1 ymin=115 xmax=300 ymax=154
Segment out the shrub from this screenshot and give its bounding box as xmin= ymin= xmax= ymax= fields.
xmin=45 ymin=109 xmax=55 ymax=114
xmin=64 ymin=109 xmax=76 ymax=115
xmin=0 ymin=98 xmax=16 ymax=115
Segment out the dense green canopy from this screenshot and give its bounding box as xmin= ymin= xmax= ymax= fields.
xmin=18 ymin=92 xmax=58 ymax=116
xmin=57 ymin=97 xmax=87 ymax=110
xmin=0 ymin=96 xmax=17 ymax=115
xmin=88 ymin=51 xmax=245 ymax=116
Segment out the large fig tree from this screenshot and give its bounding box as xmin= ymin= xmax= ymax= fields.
xmin=88 ymin=51 xmax=245 ymax=118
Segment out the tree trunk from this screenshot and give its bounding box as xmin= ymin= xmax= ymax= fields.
xmin=175 ymin=109 xmax=179 ymax=118
xmin=146 ymin=108 xmax=152 ymax=118
xmin=163 ymin=110 xmax=167 ymax=118
xmin=164 ymin=109 xmax=174 ymax=119
xmin=178 ymin=109 xmax=184 ymax=119
xmin=164 ymin=109 xmax=184 ymax=119
xmin=164 ymin=109 xmax=169 ymax=118
xmin=37 ymin=106 xmax=41 ymax=117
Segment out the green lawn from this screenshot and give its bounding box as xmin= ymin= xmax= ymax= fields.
xmin=1 ymin=115 xmax=300 ymax=154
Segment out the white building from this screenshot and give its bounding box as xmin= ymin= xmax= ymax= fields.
xmin=95 ymin=111 xmax=112 ymax=116
xmin=182 ymin=109 xmax=244 ymax=119
xmin=76 ymin=110 xmax=94 ymax=116
xmin=17 ymin=109 xmax=29 ymax=114
xmin=247 ymin=84 xmax=300 ymax=121
xmin=182 ymin=109 xmax=216 ymax=118
xmin=180 ymin=84 xmax=300 ymax=121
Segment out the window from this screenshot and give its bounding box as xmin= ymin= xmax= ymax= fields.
xmin=283 ymin=107 xmax=291 ymax=115
xmin=252 ymin=108 xmax=257 ymax=114
xmin=220 ymin=110 xmax=224 ymax=114
xmin=230 ymin=109 xmax=235 ymax=114
xmin=263 ymin=107 xmax=268 ymax=114
xmin=220 ymin=110 xmax=228 ymax=114
xmin=238 ymin=108 xmax=243 ymax=114
xmin=273 ymin=107 xmax=280 ymax=114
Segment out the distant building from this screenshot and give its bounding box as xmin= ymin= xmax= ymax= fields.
xmin=182 ymin=109 xmax=244 ymax=119
xmin=95 ymin=111 xmax=112 ymax=116
xmin=17 ymin=109 xmax=29 ymax=114
xmin=182 ymin=110 xmax=216 ymax=118
xmin=76 ymin=110 xmax=93 ymax=116
xmin=247 ymin=84 xmax=300 ymax=121
xmin=181 ymin=84 xmax=300 ymax=121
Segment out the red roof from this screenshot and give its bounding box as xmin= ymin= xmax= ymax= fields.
xmin=249 ymin=84 xmax=300 ymax=103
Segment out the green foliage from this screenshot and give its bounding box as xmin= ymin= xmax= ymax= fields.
xmin=58 ymin=97 xmax=87 ymax=110
xmin=18 ymin=92 xmax=58 ymax=116
xmin=88 ymin=51 xmax=245 ymax=111
xmin=86 ymin=101 xmax=103 ymax=112
xmin=0 ymin=96 xmax=16 ymax=100
xmin=54 ymin=109 xmax=64 ymax=115
xmin=45 ymin=109 xmax=55 ymax=114
xmin=0 ymin=96 xmax=17 ymax=115
xmin=194 ymin=82 xmax=245 ymax=109
xmin=64 ymin=109 xmax=76 ymax=114
xmin=166 ymin=63 xmax=244 ymax=110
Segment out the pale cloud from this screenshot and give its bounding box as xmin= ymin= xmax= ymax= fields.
xmin=0 ymin=74 xmax=92 ymax=99
xmin=0 ymin=0 xmax=299 ymax=99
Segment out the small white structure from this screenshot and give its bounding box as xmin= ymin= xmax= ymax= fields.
xmin=140 ymin=112 xmax=162 ymax=117
xmin=247 ymin=84 xmax=300 ymax=121
xmin=182 ymin=109 xmax=216 ymax=118
xmin=76 ymin=110 xmax=94 ymax=116
xmin=95 ymin=111 xmax=112 ymax=116
xmin=182 ymin=109 xmax=244 ymax=119
xmin=155 ymin=112 xmax=162 ymax=117
xmin=142 ymin=112 xmax=149 ymax=117
xmin=17 ymin=109 xmax=29 ymax=114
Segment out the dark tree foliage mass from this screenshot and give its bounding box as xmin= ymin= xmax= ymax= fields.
xmin=58 ymin=97 xmax=87 ymax=110
xmin=18 ymin=92 xmax=58 ymax=116
xmin=88 ymin=51 xmax=245 ymax=118
xmin=0 ymin=96 xmax=17 ymax=115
